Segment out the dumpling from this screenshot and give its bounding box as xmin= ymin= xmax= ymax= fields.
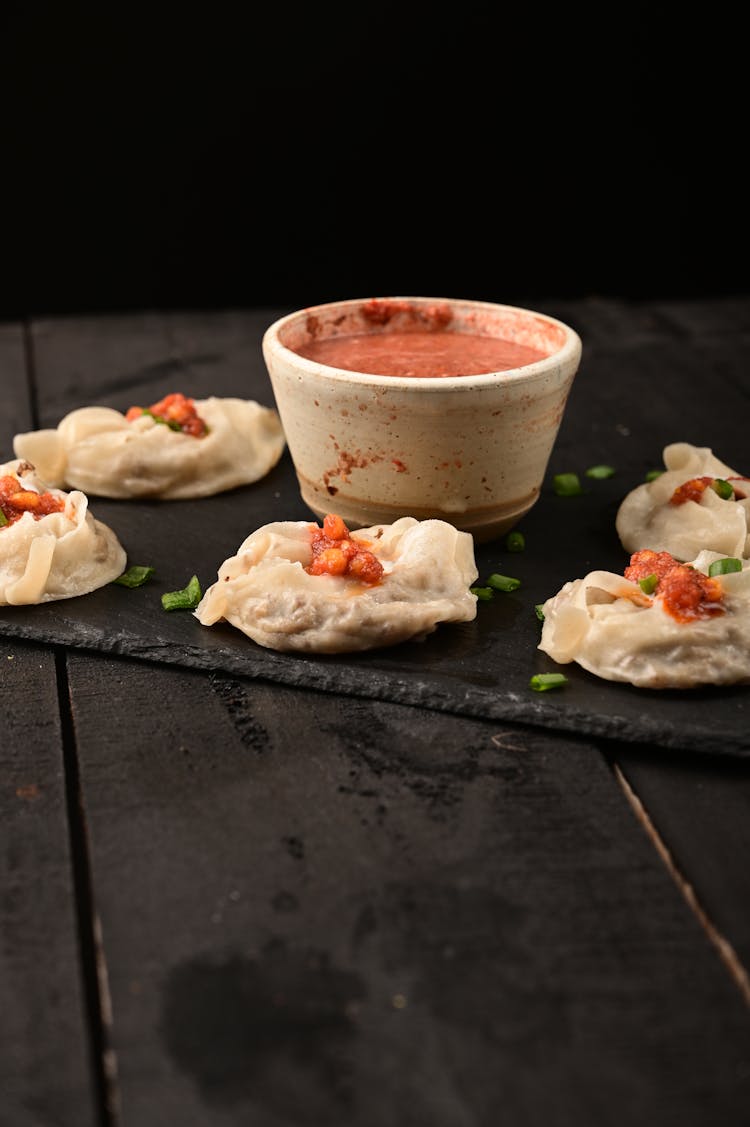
xmin=195 ymin=513 xmax=479 ymax=653
xmin=0 ymin=459 xmax=126 ymax=605
xmin=538 ymin=546 xmax=750 ymax=688
xmin=13 ymin=392 xmax=286 ymax=499
xmin=616 ymin=442 xmax=750 ymax=560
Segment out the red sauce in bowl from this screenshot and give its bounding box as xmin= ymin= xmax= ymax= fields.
xmin=294 ymin=329 xmax=548 ymax=378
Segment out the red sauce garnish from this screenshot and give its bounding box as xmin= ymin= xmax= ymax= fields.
xmin=307 ymin=513 xmax=384 ymax=585
xmin=125 ymin=392 xmax=208 ymax=437
xmin=624 ymin=548 xmax=724 ymax=622
xmin=0 ymin=473 xmax=65 ymax=527
xmin=670 ymin=475 xmax=748 ymax=504
xmin=670 ymin=476 xmax=715 ymax=504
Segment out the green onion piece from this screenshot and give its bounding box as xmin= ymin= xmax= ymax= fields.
xmin=143 ymin=409 xmax=183 ymax=432
xmin=470 ymin=586 xmax=494 ymax=601
xmin=552 ymin=472 xmax=582 ymax=496
xmin=645 ymin=469 xmax=663 ymax=482
xmin=711 ymin=478 xmax=734 ymax=500
xmin=505 ymin=530 xmax=525 ymax=552
xmin=529 ymin=672 xmax=568 ymax=692
xmin=638 ymin=573 xmax=659 ymax=595
xmin=534 ymin=603 xmax=545 ymax=621
xmin=113 ymin=565 xmax=155 ymax=588
xmin=161 ymin=574 xmax=202 ymax=610
xmin=708 ymin=557 xmax=743 ymax=577
xmin=585 ymin=464 xmax=615 ymax=480
xmin=487 ymin=573 xmax=521 ymax=592
xmin=0 ymin=510 xmax=8 ymax=527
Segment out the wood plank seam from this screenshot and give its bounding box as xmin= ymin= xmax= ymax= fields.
xmin=613 ymin=762 xmax=750 ymax=1008
xmin=56 ymin=648 xmax=122 ymax=1125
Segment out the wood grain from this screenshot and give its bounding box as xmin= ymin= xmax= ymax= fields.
xmin=0 ymin=323 xmax=97 ymax=1127
xmin=613 ymin=744 xmax=750 ymax=986
xmin=67 ymin=656 xmax=750 ymax=1126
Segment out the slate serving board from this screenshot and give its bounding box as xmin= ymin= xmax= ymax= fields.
xmin=1 ymin=446 xmax=747 ymax=758
xmin=1 ymin=300 xmax=749 ymax=757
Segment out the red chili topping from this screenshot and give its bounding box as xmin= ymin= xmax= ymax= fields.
xmin=670 ymin=476 xmax=716 ymax=504
xmin=670 ymin=475 xmax=749 ymax=504
xmin=307 ymin=513 xmax=384 ymax=585
xmin=125 ymin=392 xmax=208 ymax=437
xmin=624 ymin=548 xmax=724 ymax=622
xmin=0 ymin=474 xmax=65 ymax=527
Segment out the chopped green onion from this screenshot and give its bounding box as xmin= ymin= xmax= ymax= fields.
xmin=708 ymin=557 xmax=743 ymax=577
xmin=470 ymin=586 xmax=494 ymax=601
xmin=534 ymin=603 xmax=545 ymax=621
xmin=585 ymin=464 xmax=615 ymax=480
xmin=638 ymin=573 xmax=659 ymax=595
xmin=487 ymin=573 xmax=521 ymax=592
xmin=138 ymin=409 xmax=209 ymax=436
xmin=0 ymin=510 xmax=8 ymax=527
xmin=711 ymin=478 xmax=734 ymax=500
xmin=113 ymin=565 xmax=155 ymax=588
xmin=162 ymin=575 xmax=202 ymax=610
xmin=552 ymin=472 xmax=582 ymax=496
xmin=143 ymin=409 xmax=183 ymax=432
xmin=529 ymin=672 xmax=568 ymax=692
xmin=645 ymin=469 xmax=663 ymax=482
xmin=505 ymin=530 xmax=525 ymax=552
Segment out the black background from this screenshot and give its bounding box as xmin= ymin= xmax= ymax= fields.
xmin=1 ymin=5 xmax=742 ymax=320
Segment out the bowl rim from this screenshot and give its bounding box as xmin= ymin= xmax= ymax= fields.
xmin=262 ymin=295 xmax=582 ymax=388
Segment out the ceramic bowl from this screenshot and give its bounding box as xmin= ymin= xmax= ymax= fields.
xmin=262 ymin=296 xmax=582 ymax=542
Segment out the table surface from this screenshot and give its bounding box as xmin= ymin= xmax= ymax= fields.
xmin=2 ymin=297 xmax=750 ymax=1127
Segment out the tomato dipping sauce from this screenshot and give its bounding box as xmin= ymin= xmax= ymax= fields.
xmin=294 ymin=330 xmax=548 ymax=378
xmin=126 ymin=392 xmax=208 ymax=437
xmin=624 ymin=549 xmax=724 ymax=622
xmin=0 ymin=473 xmax=65 ymax=527
xmin=307 ymin=514 xmax=383 ymax=584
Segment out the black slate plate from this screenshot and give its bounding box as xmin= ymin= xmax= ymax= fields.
xmin=1 ymin=448 xmax=747 ymax=758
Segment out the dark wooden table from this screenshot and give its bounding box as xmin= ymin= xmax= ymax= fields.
xmin=2 ymin=298 xmax=749 ymax=1127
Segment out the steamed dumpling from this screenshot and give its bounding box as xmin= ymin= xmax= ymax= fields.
xmin=616 ymin=442 xmax=750 ymax=560
xmin=13 ymin=392 xmax=286 ymax=500
xmin=195 ymin=514 xmax=479 ymax=653
xmin=0 ymin=459 xmax=126 ymax=605
xmin=538 ymin=547 xmax=750 ymax=688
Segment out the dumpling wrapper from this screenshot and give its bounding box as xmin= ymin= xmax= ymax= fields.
xmin=13 ymin=397 xmax=286 ymax=499
xmin=0 ymin=460 xmax=126 ymax=605
xmin=538 ymin=549 xmax=750 ymax=689
xmin=195 ymin=516 xmax=479 ymax=653
xmin=616 ymin=442 xmax=750 ymax=560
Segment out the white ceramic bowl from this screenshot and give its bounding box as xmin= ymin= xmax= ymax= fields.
xmin=262 ymin=296 xmax=582 ymax=542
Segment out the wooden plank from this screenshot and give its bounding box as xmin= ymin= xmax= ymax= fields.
xmin=67 ymin=654 xmax=750 ymax=1126
xmin=612 ymin=744 xmax=750 ymax=981
xmin=0 ymin=323 xmax=97 ymax=1127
